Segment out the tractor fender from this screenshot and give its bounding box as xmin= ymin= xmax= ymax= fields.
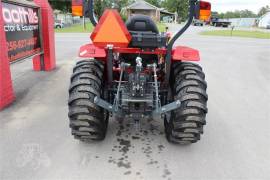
xmin=78 ymin=44 xmax=107 ymax=59
xmin=172 ymin=46 xmax=200 ymax=61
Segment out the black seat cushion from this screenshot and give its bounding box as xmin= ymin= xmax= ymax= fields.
xmin=126 ymin=15 xmax=159 ymax=33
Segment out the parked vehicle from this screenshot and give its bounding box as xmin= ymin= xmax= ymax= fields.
xmin=193 ymin=19 xmax=204 ymax=26
xmin=54 ymin=20 xmax=64 ymax=29
xmin=68 ymin=0 xmax=211 ymax=144
xmin=211 ymin=17 xmax=231 ymax=27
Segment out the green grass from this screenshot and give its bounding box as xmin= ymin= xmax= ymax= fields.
xmin=157 ymin=22 xmax=167 ymax=32
xmin=201 ymin=30 xmax=270 ymax=39
xmin=55 ymin=22 xmax=167 ymax=33
xmin=55 ymin=22 xmax=94 ymax=33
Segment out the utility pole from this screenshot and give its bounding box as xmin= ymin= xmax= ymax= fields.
xmin=83 ymin=0 xmax=86 ymax=30
xmin=83 ymin=15 xmax=86 ymax=30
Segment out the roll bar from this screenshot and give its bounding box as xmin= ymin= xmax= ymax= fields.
xmin=167 ymin=0 xmax=197 ymax=50
xmin=86 ymin=0 xmax=198 ymax=46
xmin=164 ymin=0 xmax=198 ymax=83
xmin=86 ymin=0 xmax=199 ymax=84
xmin=85 ymin=0 xmax=98 ymax=26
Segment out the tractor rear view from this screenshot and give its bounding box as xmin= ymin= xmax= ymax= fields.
xmin=68 ymin=0 xmax=211 ymax=144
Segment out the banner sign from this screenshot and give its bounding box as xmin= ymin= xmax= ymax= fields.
xmin=2 ymin=1 xmax=42 ymax=62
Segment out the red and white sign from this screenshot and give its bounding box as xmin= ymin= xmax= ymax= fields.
xmin=2 ymin=2 xmax=41 ymax=62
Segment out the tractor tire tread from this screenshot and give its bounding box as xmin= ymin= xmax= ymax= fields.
xmin=68 ymin=59 xmax=108 ymax=141
xmin=73 ymin=63 xmax=103 ymax=80
xmin=166 ymin=62 xmax=208 ymax=144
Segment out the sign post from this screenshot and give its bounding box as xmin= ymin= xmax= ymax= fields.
xmin=33 ymin=0 xmax=55 ymax=71
xmin=0 ymin=1 xmax=15 ymax=110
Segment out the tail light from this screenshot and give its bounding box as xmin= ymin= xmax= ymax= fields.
xmin=72 ymin=0 xmax=83 ymax=16
xmin=195 ymin=1 xmax=211 ymax=21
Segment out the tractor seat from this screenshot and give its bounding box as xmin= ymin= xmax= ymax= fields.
xmin=126 ymin=15 xmax=159 ymax=33
xmin=125 ymin=15 xmax=167 ymax=49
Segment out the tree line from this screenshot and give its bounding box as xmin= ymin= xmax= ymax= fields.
xmin=214 ymin=5 xmax=270 ymax=19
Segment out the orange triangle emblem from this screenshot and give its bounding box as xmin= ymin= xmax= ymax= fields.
xmin=91 ymin=10 xmax=132 ymax=48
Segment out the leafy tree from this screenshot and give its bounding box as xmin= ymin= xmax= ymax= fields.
xmin=214 ymin=10 xmax=257 ymax=19
xmin=240 ymin=9 xmax=257 ymax=18
xmin=145 ymin=0 xmax=161 ymax=8
xmin=94 ymin=0 xmax=134 ymax=18
xmin=114 ymin=0 xmax=134 ymax=11
xmin=162 ymin=0 xmax=189 ymax=21
xmin=94 ymin=0 xmax=111 ymax=18
xmin=258 ymin=5 xmax=270 ymax=17
xmin=49 ymin=0 xmax=71 ymax=13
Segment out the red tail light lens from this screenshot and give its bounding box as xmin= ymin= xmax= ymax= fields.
xmin=72 ymin=0 xmax=83 ymax=16
xmin=200 ymin=1 xmax=211 ymax=11
xmin=195 ymin=1 xmax=212 ymax=21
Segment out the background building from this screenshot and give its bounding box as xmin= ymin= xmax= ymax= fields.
xmin=259 ymin=12 xmax=270 ymax=29
xmin=122 ymin=0 xmax=177 ymax=22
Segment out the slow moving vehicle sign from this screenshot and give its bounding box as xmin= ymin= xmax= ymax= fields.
xmin=2 ymin=1 xmax=42 ymax=62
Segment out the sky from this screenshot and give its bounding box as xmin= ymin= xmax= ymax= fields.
xmin=210 ymin=0 xmax=270 ymax=13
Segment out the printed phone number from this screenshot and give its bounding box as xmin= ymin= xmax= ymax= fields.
xmin=7 ymin=37 xmax=38 ymax=51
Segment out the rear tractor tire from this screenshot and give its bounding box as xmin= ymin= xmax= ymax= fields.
xmin=165 ymin=62 xmax=208 ymax=144
xmin=68 ymin=59 xmax=109 ymax=141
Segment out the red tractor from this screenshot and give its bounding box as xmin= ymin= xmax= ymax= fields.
xmin=68 ymin=0 xmax=211 ymax=144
